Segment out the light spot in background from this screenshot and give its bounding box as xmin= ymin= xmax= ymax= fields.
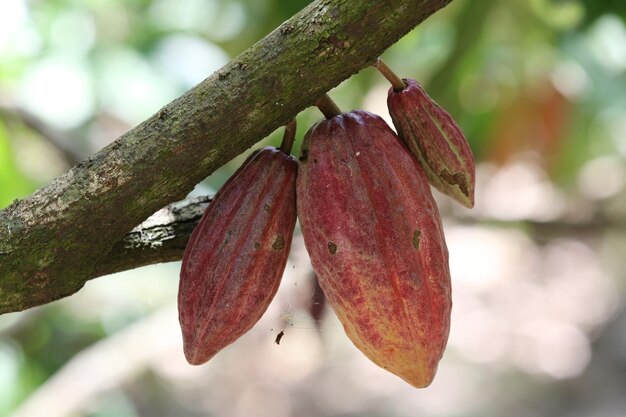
xmin=578 ymin=155 xmax=626 ymax=200
xmin=149 ymin=0 xmax=246 ymax=42
xmin=96 ymin=47 xmax=178 ymax=125
xmin=85 ymin=391 xmax=137 ymax=417
xmin=188 ymin=182 xmax=217 ymax=198
xmin=204 ymin=1 xmax=246 ymax=42
xmin=0 ymin=312 xmax=24 ymax=333
xmin=389 ymin=353 xmax=492 ymax=416
xmin=588 ymin=15 xmax=626 ymax=73
xmin=0 ymin=0 xmax=41 ymax=57
xmin=450 ymin=300 xmax=508 ymax=364
xmin=478 ymin=157 xmax=567 ymax=221
xmin=447 ymin=226 xmax=537 ymax=293
xmin=536 ymin=326 xmax=590 ymax=379
xmin=447 ymin=225 xmax=617 ymax=381
xmin=542 ymin=240 xmax=619 ymax=328
xmin=515 ymin=320 xmax=591 ymax=379
xmin=95 ymin=4 xmax=130 ymax=42
xmin=314 ymin=347 xmax=394 ymax=415
xmin=551 ymin=60 xmax=589 ymax=99
xmin=65 ymin=263 xmax=180 ymax=333
xmin=18 ymin=56 xmax=95 ymax=128
xmin=0 ymin=0 xmax=27 ymax=41
xmin=49 ymin=9 xmax=95 ymax=53
xmin=234 ymin=383 xmax=291 ymax=417
xmin=362 ymin=83 xmax=394 ymax=130
xmin=150 ymin=0 xmax=218 ymax=30
xmin=153 ymin=35 xmax=229 ymax=88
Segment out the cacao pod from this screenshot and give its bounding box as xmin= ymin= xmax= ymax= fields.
xmin=387 ymin=78 xmax=476 ymax=208
xmin=297 ymin=110 xmax=451 ymax=388
xmin=179 ymin=147 xmax=298 ymax=365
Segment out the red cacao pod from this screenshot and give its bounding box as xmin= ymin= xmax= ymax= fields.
xmin=179 ymin=147 xmax=297 ymax=365
xmin=297 ymin=110 xmax=451 ymax=388
xmin=388 ymin=78 xmax=476 ymax=208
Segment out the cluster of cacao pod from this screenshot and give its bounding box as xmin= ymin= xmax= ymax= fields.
xmin=178 ymin=59 xmax=475 ymax=388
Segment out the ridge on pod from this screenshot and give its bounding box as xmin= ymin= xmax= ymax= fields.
xmin=179 ymin=146 xmax=298 ymax=365
xmin=388 ymin=78 xmax=476 ymax=208
xmin=297 ymin=110 xmax=452 ymax=388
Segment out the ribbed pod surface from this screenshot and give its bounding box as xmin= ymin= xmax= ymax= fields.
xmin=388 ymin=79 xmax=476 ymax=208
xmin=179 ymin=147 xmax=297 ymax=365
xmin=297 ymin=111 xmax=451 ymax=387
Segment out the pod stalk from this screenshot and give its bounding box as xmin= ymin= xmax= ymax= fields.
xmin=315 ymin=94 xmax=342 ymax=119
xmin=279 ymin=119 xmax=297 ymax=154
xmin=373 ymin=58 xmax=407 ymax=91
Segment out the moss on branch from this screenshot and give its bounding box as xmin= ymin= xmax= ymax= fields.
xmin=0 ymin=0 xmax=453 ymax=314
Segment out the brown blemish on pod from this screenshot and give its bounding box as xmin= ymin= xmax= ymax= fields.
xmin=439 ymin=169 xmax=469 ymax=198
xmin=413 ymin=230 xmax=421 ymax=250
xmin=272 ymin=235 xmax=285 ymax=250
xmin=328 ymin=241 xmax=337 ymax=255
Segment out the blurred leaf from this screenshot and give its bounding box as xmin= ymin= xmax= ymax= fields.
xmin=578 ymin=0 xmax=626 ymax=27
xmin=0 ymin=121 xmax=35 ymax=207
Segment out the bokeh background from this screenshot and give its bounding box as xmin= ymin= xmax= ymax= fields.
xmin=2 ymin=0 xmax=626 ymax=416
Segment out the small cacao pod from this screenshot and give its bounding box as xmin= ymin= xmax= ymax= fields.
xmin=179 ymin=147 xmax=297 ymax=365
xmin=297 ymin=110 xmax=451 ymax=388
xmin=387 ymin=78 xmax=476 ymax=208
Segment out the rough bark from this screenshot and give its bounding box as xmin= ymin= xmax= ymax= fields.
xmin=92 ymin=196 xmax=211 ymax=278
xmin=0 ymin=0 xmax=453 ymax=314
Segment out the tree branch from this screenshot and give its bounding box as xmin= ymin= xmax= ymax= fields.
xmin=92 ymin=196 xmax=211 ymax=278
xmin=0 ymin=0 xmax=454 ymax=314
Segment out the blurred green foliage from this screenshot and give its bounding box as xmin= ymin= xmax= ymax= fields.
xmin=1 ymin=0 xmax=625 ymax=203
xmin=1 ymin=0 xmax=625 ymax=198
xmin=2 ymin=1 xmax=626 ymax=416
xmin=0 ymin=121 xmax=33 ymax=207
